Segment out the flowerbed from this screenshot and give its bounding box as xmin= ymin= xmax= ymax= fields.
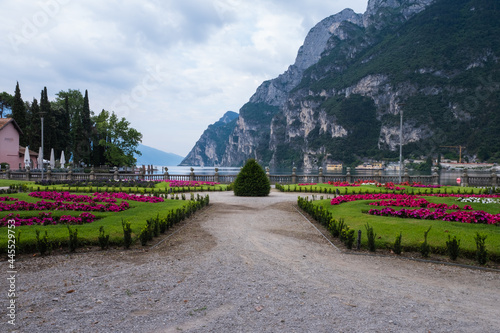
xmin=457 ymin=197 xmax=500 ymax=204
xmin=1 ymin=212 xmax=96 ymax=227
xmin=331 ymin=193 xmax=500 ymax=225
xmin=0 ymin=197 xmax=18 ymax=202
xmin=0 ymin=191 xmax=165 ymax=226
xmin=368 ymin=207 xmax=499 ymax=225
xmin=28 ymin=191 xmax=164 ymax=203
xmin=162 ymin=180 xmax=220 ymax=187
xmin=327 ymin=181 xmax=360 ymax=187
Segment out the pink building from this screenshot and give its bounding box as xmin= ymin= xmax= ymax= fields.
xmin=0 ymin=118 xmax=38 ymax=170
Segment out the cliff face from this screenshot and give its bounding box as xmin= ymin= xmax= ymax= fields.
xmin=184 ymin=0 xmax=500 ymax=167
xmin=179 ymin=111 xmax=238 ymax=166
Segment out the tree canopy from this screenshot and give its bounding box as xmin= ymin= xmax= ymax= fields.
xmin=4 ymin=83 xmax=142 ymax=168
xmin=94 ymin=110 xmax=142 ymax=167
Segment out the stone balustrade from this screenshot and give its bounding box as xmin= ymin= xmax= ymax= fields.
xmin=0 ymin=166 xmax=498 ymax=187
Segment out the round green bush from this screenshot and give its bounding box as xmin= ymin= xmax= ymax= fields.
xmin=233 ymin=159 xmax=270 ymax=196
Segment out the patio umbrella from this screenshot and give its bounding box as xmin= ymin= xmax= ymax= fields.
xmin=38 ymin=147 xmax=43 ymax=169
xmin=50 ymin=148 xmax=55 ymax=168
xmin=60 ymin=151 xmax=66 ymax=168
xmin=24 ymin=146 xmax=30 ymax=169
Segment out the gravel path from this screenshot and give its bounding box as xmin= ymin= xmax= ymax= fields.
xmin=2 ymin=190 xmax=500 ymax=332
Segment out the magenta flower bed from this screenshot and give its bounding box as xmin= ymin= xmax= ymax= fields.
xmin=162 ymin=180 xmax=220 ymax=187
xmin=0 ymin=197 xmax=129 ymax=213
xmin=368 ymin=207 xmax=500 ymax=225
xmin=327 ymin=181 xmax=360 ymax=187
xmin=1 ymin=212 xmax=97 ymax=227
xmin=28 ymin=191 xmax=164 ymax=204
xmin=411 ymin=184 xmax=441 ymax=188
xmin=0 ymin=197 xmax=18 ymax=202
xmin=0 ymin=191 xmax=164 ymax=226
xmin=330 ymin=193 xmax=500 ymax=225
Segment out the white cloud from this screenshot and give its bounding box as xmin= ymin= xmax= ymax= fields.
xmin=0 ymin=0 xmax=368 ymax=157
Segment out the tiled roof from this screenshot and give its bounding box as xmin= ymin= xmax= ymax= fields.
xmin=0 ymin=118 xmax=23 ymax=134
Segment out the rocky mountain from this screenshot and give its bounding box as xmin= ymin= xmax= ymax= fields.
xmin=180 ymin=111 xmax=238 ymax=166
xmin=184 ymin=0 xmax=500 ymax=168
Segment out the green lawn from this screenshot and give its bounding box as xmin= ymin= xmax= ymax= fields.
xmin=0 ymin=179 xmax=35 ymax=187
xmin=310 ymin=196 xmax=500 ymax=262
xmin=0 ymin=192 xmax=193 ymax=253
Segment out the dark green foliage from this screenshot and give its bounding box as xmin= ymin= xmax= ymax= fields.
xmin=329 ymin=218 xmax=346 ymax=238
xmin=341 ymin=226 xmax=356 ymax=249
xmin=420 ymin=226 xmax=432 ymax=258
xmin=122 ymin=220 xmax=132 ymax=249
xmin=67 ymin=225 xmax=78 ymax=252
xmin=446 ymin=235 xmax=460 ymax=261
xmin=233 ymin=159 xmax=270 ymax=197
xmin=0 ymin=91 xmax=13 ymax=118
xmin=15 ymin=230 xmax=22 ymax=253
xmin=393 ymin=232 xmax=403 ymax=255
xmin=98 ymin=226 xmax=110 ymax=250
xmin=365 ymin=223 xmax=377 ymax=252
xmin=35 ymin=229 xmax=50 ymax=255
xmin=139 ymin=226 xmax=149 ymax=246
xmin=474 ymin=232 xmax=488 ymax=265
xmin=11 ymin=82 xmax=27 ymax=146
xmin=153 ymin=214 xmax=160 ymax=237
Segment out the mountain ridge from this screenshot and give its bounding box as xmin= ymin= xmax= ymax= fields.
xmin=184 ymin=0 xmax=500 ymax=168
xmin=135 ymin=143 xmax=184 ymax=166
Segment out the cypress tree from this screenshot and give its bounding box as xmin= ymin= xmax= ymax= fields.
xmin=72 ymin=106 xmax=84 ymax=167
xmin=60 ymin=96 xmax=72 ymax=155
xmin=81 ymin=90 xmax=92 ymax=165
xmin=40 ymin=87 xmax=56 ymax=158
xmin=28 ymin=98 xmax=41 ymax=150
xmin=12 ymin=82 xmax=27 ymax=146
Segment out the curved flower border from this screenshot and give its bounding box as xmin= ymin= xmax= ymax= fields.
xmin=330 ymin=193 xmax=500 ymax=225
xmin=1 ymin=212 xmax=97 ymax=227
xmin=0 ymin=191 xmax=165 ymax=227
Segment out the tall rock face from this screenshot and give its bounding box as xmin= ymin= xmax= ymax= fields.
xmin=179 ymin=111 xmax=238 ymax=166
xmin=186 ymin=0 xmax=500 ymax=168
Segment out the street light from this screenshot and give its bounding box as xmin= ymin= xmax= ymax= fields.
xmin=397 ymin=103 xmax=405 ymax=183
xmin=40 ymin=111 xmax=46 ymax=181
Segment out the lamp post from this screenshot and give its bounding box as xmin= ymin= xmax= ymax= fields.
xmin=398 ymin=103 xmax=405 ymax=184
xmin=40 ymin=111 xmax=46 ymax=181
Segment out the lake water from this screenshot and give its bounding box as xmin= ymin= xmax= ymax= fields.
xmin=151 ymin=165 xmax=493 ymax=186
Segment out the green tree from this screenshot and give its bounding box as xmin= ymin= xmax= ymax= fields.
xmin=52 ymin=89 xmax=84 ymax=122
xmin=68 ymin=90 xmax=93 ymax=166
xmin=0 ymin=92 xmax=13 ymax=118
xmin=93 ymin=110 xmax=142 ymax=166
xmin=27 ymin=98 xmax=41 ymax=151
xmin=52 ymin=89 xmax=85 ymax=163
xmin=12 ymin=82 xmax=27 ymax=146
xmin=72 ymin=105 xmax=85 ymax=166
xmin=40 ymin=87 xmax=58 ymax=159
xmin=233 ymin=159 xmax=270 ymax=197
xmin=80 ymin=90 xmax=92 ymax=165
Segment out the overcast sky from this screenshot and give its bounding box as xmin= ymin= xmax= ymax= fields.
xmin=1 ymin=0 xmax=368 ymax=157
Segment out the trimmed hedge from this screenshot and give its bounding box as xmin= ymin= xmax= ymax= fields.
xmin=233 ymin=159 xmax=270 ymax=197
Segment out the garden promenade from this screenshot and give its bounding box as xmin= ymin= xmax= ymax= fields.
xmin=5 ymin=190 xmax=500 ymax=332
